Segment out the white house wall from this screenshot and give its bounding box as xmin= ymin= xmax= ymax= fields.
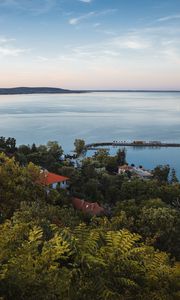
xmin=51 ymin=181 xmax=69 ymax=190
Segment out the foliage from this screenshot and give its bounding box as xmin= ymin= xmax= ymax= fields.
xmin=93 ymin=148 xmax=109 ymax=164
xmin=0 ymin=136 xmax=16 ymax=153
xmin=0 ymin=153 xmax=44 ymax=218
xmin=114 ymin=199 xmax=180 ymax=260
xmin=93 ymin=148 xmax=126 ymax=172
xmin=0 ymin=219 xmax=180 ymax=300
xmin=0 ymin=140 xmax=180 ymax=299
xmin=153 ymin=165 xmax=170 ymax=183
xmin=16 ymin=140 xmax=63 ymax=172
xmin=170 ymin=168 xmax=179 ymax=184
xmin=116 ymin=148 xmax=126 ymax=165
xmin=74 ymin=139 xmax=85 ymax=156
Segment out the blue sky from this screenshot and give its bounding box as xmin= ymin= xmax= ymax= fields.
xmin=0 ymin=0 xmax=180 ymax=89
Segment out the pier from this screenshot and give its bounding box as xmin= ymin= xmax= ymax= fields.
xmin=85 ymin=141 xmax=180 ymax=149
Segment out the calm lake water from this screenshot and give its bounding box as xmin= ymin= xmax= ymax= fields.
xmin=0 ymin=92 xmax=180 ymax=176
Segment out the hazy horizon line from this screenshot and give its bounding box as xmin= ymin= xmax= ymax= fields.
xmin=0 ymin=86 xmax=180 ymax=93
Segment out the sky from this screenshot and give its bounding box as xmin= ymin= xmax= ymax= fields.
xmin=0 ymin=0 xmax=180 ymax=89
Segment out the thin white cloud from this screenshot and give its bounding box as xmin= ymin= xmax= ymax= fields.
xmin=0 ymin=46 xmax=26 ymax=56
xmin=0 ymin=37 xmax=29 ymax=57
xmin=69 ymin=9 xmax=117 ymax=25
xmin=58 ymin=35 xmax=150 ymax=62
xmin=115 ymin=38 xmax=150 ymax=49
xmin=69 ymin=11 xmax=95 ymax=25
xmin=157 ymin=14 xmax=180 ymax=22
xmin=79 ymin=0 xmax=92 ymax=3
xmin=56 ymin=24 xmax=180 ymax=67
xmin=27 ymin=20 xmax=180 ymax=70
xmin=0 ymin=37 xmax=16 ymax=43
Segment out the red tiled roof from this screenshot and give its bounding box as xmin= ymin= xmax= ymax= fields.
xmin=39 ymin=171 xmax=69 ymax=186
xmin=72 ymin=197 xmax=105 ymax=216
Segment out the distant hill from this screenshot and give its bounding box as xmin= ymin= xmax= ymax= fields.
xmin=0 ymin=87 xmax=85 ymax=95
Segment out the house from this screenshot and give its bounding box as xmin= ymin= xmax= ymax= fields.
xmin=118 ymin=164 xmax=134 ymax=174
xmin=39 ymin=170 xmax=69 ymax=189
xmin=132 ymin=166 xmax=152 ymax=179
xmin=118 ymin=164 xmax=152 ymax=180
xmin=72 ymin=197 xmax=105 ymax=216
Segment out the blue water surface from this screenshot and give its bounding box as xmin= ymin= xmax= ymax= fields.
xmin=0 ymin=92 xmax=180 ymax=176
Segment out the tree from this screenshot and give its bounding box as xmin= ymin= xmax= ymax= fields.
xmin=93 ymin=149 xmax=109 ymax=161
xmin=0 ymin=153 xmax=44 ymax=218
xmin=31 ymin=143 xmax=37 ymax=153
xmin=18 ymin=144 xmax=31 ymax=156
xmin=0 ymin=221 xmax=71 ymax=300
xmin=5 ymin=137 xmax=16 ymax=153
xmin=0 ymin=220 xmax=179 ymax=300
xmin=120 ymin=178 xmax=159 ymax=201
xmin=0 ymin=136 xmax=6 ymax=149
xmin=170 ymin=168 xmax=179 ymax=184
xmin=137 ymin=205 xmax=180 ymax=259
xmin=84 ymin=178 xmax=103 ymax=201
xmin=19 ymin=141 xmax=64 ymax=172
xmin=153 ymin=165 xmax=170 ymax=183
xmin=1 ymin=137 xmax=180 ymax=299
xmin=106 ymin=156 xmax=118 ymax=173
xmin=0 ymin=136 xmax=17 ymax=153
xmin=74 ymin=139 xmax=85 ymax=156
xmin=47 ymin=141 xmax=63 ymax=160
xmin=114 ymin=198 xmax=180 ymax=260
xmin=116 ymin=148 xmax=126 ymax=166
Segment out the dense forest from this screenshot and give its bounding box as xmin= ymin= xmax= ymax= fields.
xmin=0 ymin=136 xmax=180 ymax=300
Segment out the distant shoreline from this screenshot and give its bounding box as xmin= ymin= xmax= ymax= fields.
xmin=0 ymin=87 xmax=86 ymax=95
xmin=0 ymin=87 xmax=180 ymax=95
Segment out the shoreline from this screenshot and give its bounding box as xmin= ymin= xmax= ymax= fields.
xmin=0 ymin=88 xmax=180 ymax=95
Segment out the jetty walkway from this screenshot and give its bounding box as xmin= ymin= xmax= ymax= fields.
xmin=85 ymin=141 xmax=180 ymax=150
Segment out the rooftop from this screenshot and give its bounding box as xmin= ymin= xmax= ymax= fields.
xmin=72 ymin=197 xmax=105 ymax=216
xmin=39 ymin=171 xmax=69 ymax=186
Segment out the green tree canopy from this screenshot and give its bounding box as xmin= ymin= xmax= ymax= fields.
xmin=0 ymin=153 xmax=44 ymax=218
xmin=74 ymin=139 xmax=85 ymax=156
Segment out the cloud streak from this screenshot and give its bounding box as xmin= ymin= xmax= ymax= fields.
xmin=0 ymin=37 xmax=29 ymax=57
xmin=112 ymin=35 xmax=151 ymax=50
xmin=69 ymin=11 xmax=95 ymax=25
xmin=157 ymin=14 xmax=180 ymax=22
xmin=69 ymin=9 xmax=117 ymax=25
xmin=79 ymin=0 xmax=92 ymax=3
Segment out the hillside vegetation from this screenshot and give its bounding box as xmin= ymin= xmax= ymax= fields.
xmin=0 ymin=137 xmax=180 ymax=299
